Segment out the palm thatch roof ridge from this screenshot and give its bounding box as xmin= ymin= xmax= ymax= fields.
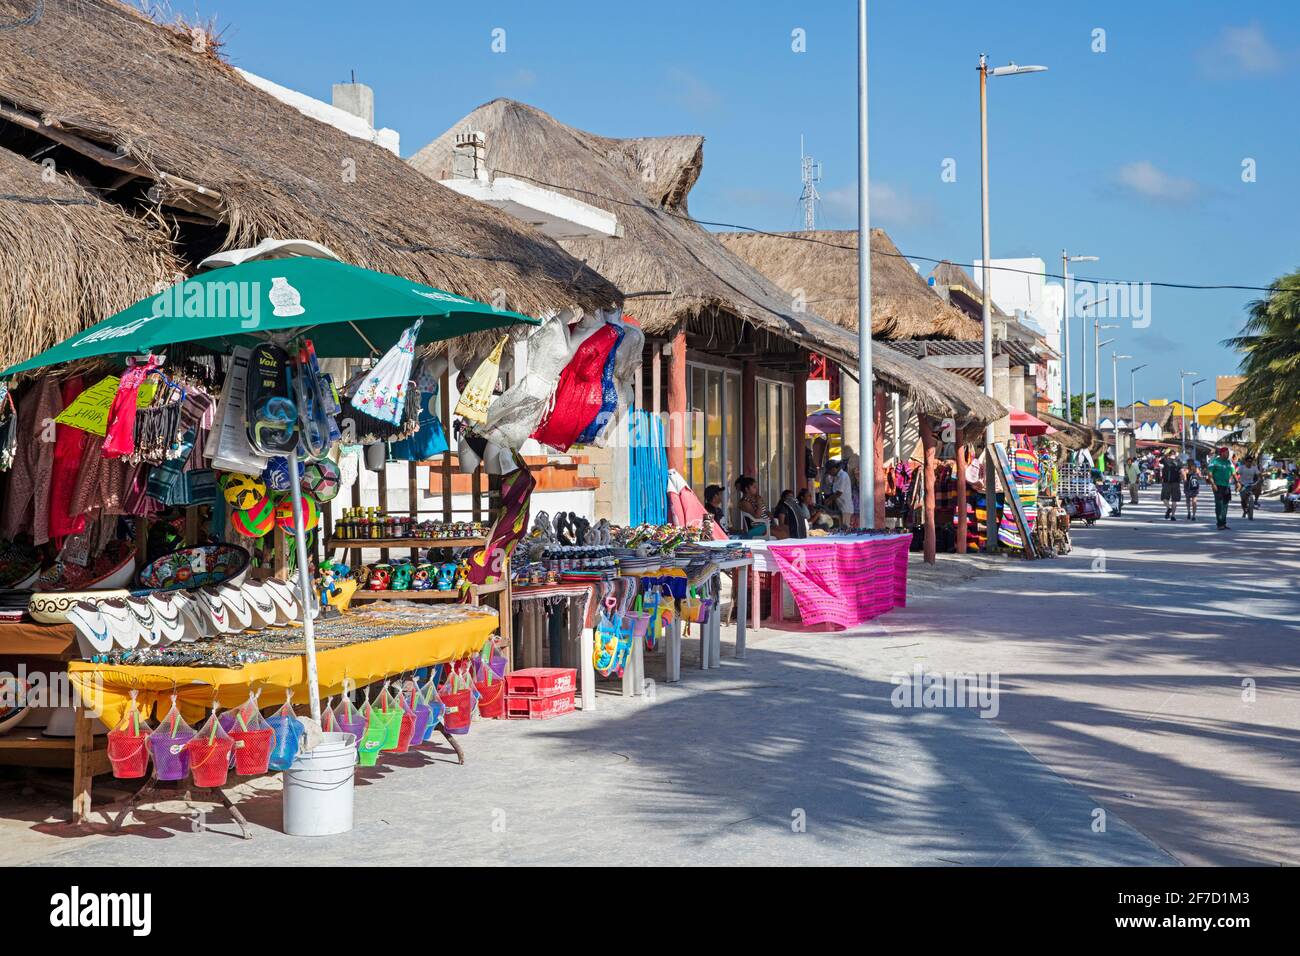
xmin=0 ymin=0 xmax=620 ymax=369
xmin=0 ymin=147 xmax=182 ymax=369
xmin=871 ymin=342 xmax=1005 ymax=433
xmin=715 ymin=228 xmax=981 ymax=341
xmin=409 ymin=98 xmax=852 ymax=358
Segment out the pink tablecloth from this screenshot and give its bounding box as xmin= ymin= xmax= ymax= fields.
xmin=768 ymin=535 xmax=909 ymax=629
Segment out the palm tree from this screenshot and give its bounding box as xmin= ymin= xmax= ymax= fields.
xmin=1224 ymin=269 xmax=1300 ymax=445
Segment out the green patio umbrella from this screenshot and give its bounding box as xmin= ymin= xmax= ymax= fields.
xmin=2 ymin=256 xmax=537 ymax=376
xmin=3 ymin=255 xmax=537 ymax=722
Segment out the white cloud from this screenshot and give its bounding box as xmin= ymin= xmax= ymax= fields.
xmin=1198 ymin=22 xmax=1285 ymax=78
xmin=498 ymin=68 xmax=537 ymax=90
xmin=665 ymin=67 xmax=721 ymax=114
xmin=1114 ymin=161 xmax=1200 ymax=204
xmin=824 ymin=181 xmax=929 ymax=227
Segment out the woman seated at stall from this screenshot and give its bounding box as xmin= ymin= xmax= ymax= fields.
xmin=734 ymin=475 xmax=771 ymax=538
xmin=703 ymin=483 xmax=728 ymax=533
xmin=772 ymin=488 xmax=809 ymax=539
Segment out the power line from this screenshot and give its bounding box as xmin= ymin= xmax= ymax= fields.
xmin=495 ymin=167 xmax=1283 ymax=295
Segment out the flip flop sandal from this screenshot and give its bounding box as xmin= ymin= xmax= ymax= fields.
xmin=99 ymin=599 xmax=141 ymax=650
xmin=147 ymin=593 xmax=187 ymax=644
xmin=217 ymin=584 xmax=254 ymax=631
xmin=242 ymin=582 xmax=279 ymax=628
xmin=66 ymin=602 xmax=114 ymax=656
xmin=126 ymin=596 xmax=162 ymax=646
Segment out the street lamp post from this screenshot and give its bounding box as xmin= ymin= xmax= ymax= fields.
xmin=1094 ymin=319 xmax=1119 ymax=426
xmin=1190 ymin=377 xmax=1206 ymax=458
xmin=1111 ymin=352 xmax=1132 ymax=477
xmin=1179 ymin=369 xmax=1198 ymax=461
xmin=1129 ymin=361 xmax=1148 ymax=445
xmin=978 ymin=54 xmax=1047 ymax=553
xmin=1060 ymin=252 xmax=1097 ymax=423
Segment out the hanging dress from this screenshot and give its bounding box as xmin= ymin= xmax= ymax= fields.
xmin=102 ymin=357 xmax=159 ymax=459
xmin=0 ymin=377 xmax=62 ymax=543
xmin=531 ymin=323 xmax=621 ymax=452
xmin=48 ymin=375 xmax=88 ymax=544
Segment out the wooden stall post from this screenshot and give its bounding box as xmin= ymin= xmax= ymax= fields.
xmin=919 ymin=414 xmax=937 ymax=564
xmin=955 ymin=443 xmax=969 ymax=554
xmin=667 ymin=326 xmax=688 ymax=477
xmin=873 ymin=387 xmax=887 ymax=529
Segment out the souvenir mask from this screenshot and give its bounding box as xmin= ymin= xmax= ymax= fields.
xmin=368 ymin=564 xmax=392 ymax=591
xmin=391 ymin=563 xmax=414 ymax=591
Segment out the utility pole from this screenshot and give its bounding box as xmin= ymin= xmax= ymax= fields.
xmin=856 ymin=0 xmax=874 ymax=527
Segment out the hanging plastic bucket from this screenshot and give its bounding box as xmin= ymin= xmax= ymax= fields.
xmin=148 ymin=730 xmax=195 ymax=781
xmin=390 ymin=710 xmax=416 ymax=753
xmin=107 ymin=730 xmax=150 ymax=779
xmin=421 ymin=701 xmax=445 ymax=743
xmin=408 ymin=703 xmax=433 ymax=745
xmin=442 ymin=690 xmax=473 ymax=735
xmin=357 ymin=712 xmax=387 ymax=767
xmin=377 ymin=706 xmax=404 ymax=751
xmin=335 ymin=710 xmax=367 ymax=746
xmin=697 ymin=597 xmax=714 ymax=625
xmin=187 ymin=736 xmax=234 ymax=788
xmin=282 ymin=732 xmax=357 ymax=837
xmin=487 ymin=653 xmax=508 ymax=681
xmin=230 ymin=727 xmax=274 ymax=775
xmin=266 ymin=712 xmax=303 ymax=771
xmin=475 ymin=680 xmax=507 ymax=719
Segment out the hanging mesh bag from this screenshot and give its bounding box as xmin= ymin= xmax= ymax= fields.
xmin=266 ymin=690 xmax=304 ymax=771
xmin=187 ymin=705 xmax=234 ymax=788
xmin=106 ymin=690 xmax=152 ymax=779
xmin=227 ymin=690 xmax=274 ymax=776
xmin=148 ymin=694 xmax=196 ymax=781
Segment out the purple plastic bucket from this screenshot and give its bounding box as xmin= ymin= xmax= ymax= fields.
xmin=149 ymin=730 xmax=195 ymax=781
xmin=408 ymin=703 xmax=433 ymax=745
xmin=336 ymin=711 xmax=367 ymax=744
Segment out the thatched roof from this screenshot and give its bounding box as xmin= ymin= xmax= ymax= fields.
xmin=410 ymin=100 xmax=1004 ymax=431
xmin=0 ymin=0 xmax=620 ymax=370
xmin=930 ymin=260 xmax=1012 ymax=319
xmin=871 ymin=342 xmax=1005 ymax=434
xmin=410 ymin=99 xmax=852 ymax=359
xmin=0 ymin=146 xmax=182 ymax=366
xmin=715 ymin=229 xmax=981 ymax=341
xmin=1038 ymin=411 xmax=1100 ymax=452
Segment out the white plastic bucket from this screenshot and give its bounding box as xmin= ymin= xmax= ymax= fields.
xmin=282 ymin=731 xmax=357 ymax=836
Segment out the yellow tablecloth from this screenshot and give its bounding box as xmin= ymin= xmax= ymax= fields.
xmin=69 ymin=614 xmax=496 ymax=728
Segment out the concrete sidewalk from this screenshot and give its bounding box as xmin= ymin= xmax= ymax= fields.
xmin=5 ymin=617 xmax=1173 ymax=866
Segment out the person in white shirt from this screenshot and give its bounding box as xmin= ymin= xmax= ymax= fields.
xmin=824 ymin=459 xmax=855 ymax=527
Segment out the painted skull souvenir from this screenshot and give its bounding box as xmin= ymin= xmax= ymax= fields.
xmin=411 ymin=565 xmax=434 ymax=591
xmin=435 ymin=562 xmax=457 ymax=591
xmin=391 ymin=562 xmax=414 ymax=591
xmin=368 ymin=564 xmax=392 ymax=591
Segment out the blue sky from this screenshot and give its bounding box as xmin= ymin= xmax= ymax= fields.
xmin=192 ymin=0 xmax=1297 ymax=402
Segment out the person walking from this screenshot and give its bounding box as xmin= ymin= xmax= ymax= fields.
xmin=1125 ymin=455 xmax=1141 ymax=504
xmin=1184 ymin=462 xmax=1202 ymax=520
xmin=1237 ymin=455 xmax=1262 ymax=519
xmin=1159 ymin=451 xmax=1184 ymax=521
xmin=1206 ymin=446 xmax=1236 ymax=530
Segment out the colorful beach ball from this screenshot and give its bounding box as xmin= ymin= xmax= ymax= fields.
xmin=301 ymin=459 xmax=341 ymax=503
xmin=274 ymin=493 xmax=320 ymax=532
xmin=231 ymin=497 xmax=276 ymax=538
xmin=221 ymin=472 xmax=267 ymax=511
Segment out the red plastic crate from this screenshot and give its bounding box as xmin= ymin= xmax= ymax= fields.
xmin=505 ymin=690 xmax=576 ymax=720
xmin=506 ymin=667 xmax=577 ymax=699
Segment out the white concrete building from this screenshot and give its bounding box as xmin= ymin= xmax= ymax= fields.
xmin=973 ymin=257 xmax=1065 ymax=414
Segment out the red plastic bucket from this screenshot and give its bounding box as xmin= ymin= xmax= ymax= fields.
xmin=442 ymin=689 xmax=473 ymax=735
xmin=107 ymin=730 xmax=150 ymax=779
xmin=475 ymin=680 xmax=507 ymax=719
xmin=229 ymin=727 xmax=274 ymax=775
xmin=187 ymin=737 xmax=234 ymax=788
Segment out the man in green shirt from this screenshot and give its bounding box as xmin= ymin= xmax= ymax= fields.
xmin=1206 ymin=446 xmax=1237 ymax=530
xmin=1125 ymin=456 xmax=1141 ymax=504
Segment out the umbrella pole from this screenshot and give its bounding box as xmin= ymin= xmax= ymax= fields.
xmin=287 ymin=447 xmax=322 ymax=723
